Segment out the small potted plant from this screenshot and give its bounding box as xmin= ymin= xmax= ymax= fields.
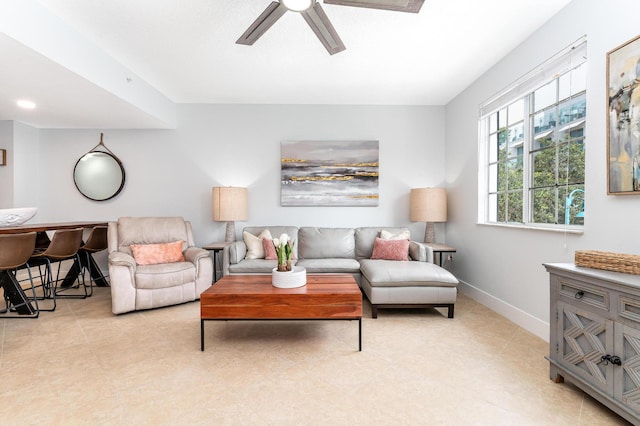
xmin=273 ymin=233 xmax=294 ymax=272
xmin=271 ymin=233 xmax=305 ymax=288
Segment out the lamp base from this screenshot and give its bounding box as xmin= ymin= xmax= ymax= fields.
xmin=423 ymin=222 xmax=436 ymax=244
xmin=225 ymin=221 xmax=236 ymax=242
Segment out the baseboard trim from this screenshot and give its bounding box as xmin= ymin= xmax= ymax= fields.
xmin=458 ymin=280 xmax=550 ymax=342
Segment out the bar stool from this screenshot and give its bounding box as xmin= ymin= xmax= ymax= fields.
xmin=0 ymin=232 xmax=40 ymax=318
xmin=78 ymin=225 xmax=109 ymax=292
xmin=29 ymin=228 xmax=85 ymax=310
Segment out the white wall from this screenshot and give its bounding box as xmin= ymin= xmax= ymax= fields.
xmin=13 ymin=121 xmax=40 ymax=209
xmin=445 ymin=0 xmax=640 ymax=340
xmin=34 ymin=104 xmax=445 ymax=246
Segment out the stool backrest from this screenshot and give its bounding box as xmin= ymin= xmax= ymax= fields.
xmin=42 ymin=228 xmax=83 ymax=260
xmin=81 ymin=226 xmax=108 ymax=252
xmin=0 ymin=232 xmax=37 ymax=270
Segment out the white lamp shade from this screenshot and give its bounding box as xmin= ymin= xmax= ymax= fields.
xmin=212 ymin=187 xmax=248 ymax=222
xmin=410 ymin=187 xmax=447 ymax=222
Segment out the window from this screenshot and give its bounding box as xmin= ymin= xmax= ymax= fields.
xmin=479 ymin=37 xmax=587 ymax=229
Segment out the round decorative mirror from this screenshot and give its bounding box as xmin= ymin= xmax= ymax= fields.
xmin=73 ymin=134 xmax=125 ymax=201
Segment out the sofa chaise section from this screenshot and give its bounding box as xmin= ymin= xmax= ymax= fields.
xmin=359 ymin=259 xmax=458 ymax=318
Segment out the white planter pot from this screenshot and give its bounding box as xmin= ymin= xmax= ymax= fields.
xmin=272 ymin=266 xmax=307 ymax=288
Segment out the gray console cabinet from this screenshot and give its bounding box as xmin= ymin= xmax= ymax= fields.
xmin=545 ymin=263 xmax=640 ymax=425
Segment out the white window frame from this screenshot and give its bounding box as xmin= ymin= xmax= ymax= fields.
xmin=478 ymin=36 xmax=587 ymax=232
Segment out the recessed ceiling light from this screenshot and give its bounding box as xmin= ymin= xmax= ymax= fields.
xmin=17 ymin=100 xmax=36 ymax=109
xmin=281 ymin=0 xmax=314 ymax=12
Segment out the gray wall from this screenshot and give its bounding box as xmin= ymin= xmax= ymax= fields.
xmin=27 ymin=104 xmax=446 ymax=245
xmin=445 ymin=0 xmax=640 ymax=339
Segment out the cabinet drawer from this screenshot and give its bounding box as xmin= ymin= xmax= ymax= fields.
xmin=558 ymin=278 xmax=609 ymax=312
xmin=619 ymin=294 xmax=640 ymax=326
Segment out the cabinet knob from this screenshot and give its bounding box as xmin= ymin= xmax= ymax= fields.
xmin=575 ymin=291 xmax=584 ymax=299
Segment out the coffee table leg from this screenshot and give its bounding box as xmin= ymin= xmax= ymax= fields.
xmin=201 ymin=319 xmax=205 ymax=351
xmin=358 ymin=318 xmax=362 ymax=351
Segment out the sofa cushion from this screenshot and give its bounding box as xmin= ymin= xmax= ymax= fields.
xmin=243 ymin=226 xmax=299 ymax=258
xmin=228 ymin=259 xmax=291 ymax=274
xmin=116 ymin=216 xmax=191 ymax=254
xmin=380 ymin=229 xmax=411 ymax=240
xmin=370 ymin=238 xmax=410 ymax=261
xmin=296 ymin=258 xmax=361 ymax=274
xmin=243 ymin=229 xmax=272 ymax=259
xmin=263 ymin=237 xmax=277 ymax=260
xmin=355 ymin=227 xmax=410 ymax=259
xmin=135 ymin=261 xmax=196 ymax=289
xmin=359 ymin=259 xmax=458 ymax=287
xmin=299 ymin=227 xmax=355 ymax=259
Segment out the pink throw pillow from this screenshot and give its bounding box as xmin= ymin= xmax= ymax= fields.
xmin=370 ymin=237 xmax=409 ymax=261
xmin=262 ymin=238 xmax=277 ymax=260
xmin=262 ymin=237 xmax=296 ymax=260
xmin=130 ymin=240 xmax=186 ymax=265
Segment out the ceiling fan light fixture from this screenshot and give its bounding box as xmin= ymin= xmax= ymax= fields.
xmin=281 ymin=0 xmax=314 ymax=12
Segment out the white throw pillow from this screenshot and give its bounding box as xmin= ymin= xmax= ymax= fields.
xmin=380 ymin=229 xmax=410 ymax=240
xmin=243 ymin=229 xmax=273 ymax=259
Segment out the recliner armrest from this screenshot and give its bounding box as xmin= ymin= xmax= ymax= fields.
xmin=109 ymin=251 xmax=136 ymax=269
xmin=183 ymin=247 xmax=209 ymax=263
xmin=409 ymin=241 xmax=434 ymax=263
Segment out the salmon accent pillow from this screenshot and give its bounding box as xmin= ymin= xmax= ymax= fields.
xmin=370 ymin=237 xmax=410 ymax=261
xmin=262 ymin=238 xmax=296 ymax=260
xmin=262 ymin=238 xmax=277 ymax=260
xmin=130 ymin=240 xmax=186 ymax=265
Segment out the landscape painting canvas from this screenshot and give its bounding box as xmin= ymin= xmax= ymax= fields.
xmin=281 ymin=141 xmax=379 ymax=206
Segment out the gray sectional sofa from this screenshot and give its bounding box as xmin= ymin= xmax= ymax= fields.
xmin=222 ymin=226 xmax=459 ymax=318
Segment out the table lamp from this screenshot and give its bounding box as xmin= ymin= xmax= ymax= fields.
xmin=410 ymin=187 xmax=447 ymax=243
xmin=212 ymin=187 xmax=248 ymax=242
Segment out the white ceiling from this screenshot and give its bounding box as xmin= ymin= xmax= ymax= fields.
xmin=0 ymin=0 xmax=572 ymax=129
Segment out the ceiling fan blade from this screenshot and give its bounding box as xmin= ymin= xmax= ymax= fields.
xmin=323 ymin=0 xmax=424 ymax=13
xmin=236 ymin=2 xmax=288 ymax=46
xmin=301 ymin=3 xmax=346 ymax=55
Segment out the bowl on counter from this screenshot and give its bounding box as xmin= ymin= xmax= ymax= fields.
xmin=0 ymin=207 xmax=38 ymax=227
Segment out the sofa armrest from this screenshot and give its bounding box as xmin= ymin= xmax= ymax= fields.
xmin=222 ymin=241 xmax=247 ymax=276
xmin=409 ymin=241 xmax=434 ymax=263
xmin=228 ymin=241 xmax=246 ymax=264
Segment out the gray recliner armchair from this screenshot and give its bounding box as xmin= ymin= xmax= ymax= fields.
xmin=107 ymin=217 xmax=213 ymax=314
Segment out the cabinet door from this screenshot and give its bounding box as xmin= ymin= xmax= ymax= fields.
xmin=614 ymin=323 xmax=640 ymax=415
xmin=557 ymin=301 xmax=614 ymax=395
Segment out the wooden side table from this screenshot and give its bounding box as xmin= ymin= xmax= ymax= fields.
xmin=424 ymin=243 xmax=456 ymax=267
xmin=202 ymin=242 xmax=231 ymax=283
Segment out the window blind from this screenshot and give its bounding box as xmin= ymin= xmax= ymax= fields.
xmin=479 ymin=35 xmax=587 ymax=118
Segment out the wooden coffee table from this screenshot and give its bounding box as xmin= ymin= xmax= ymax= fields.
xmin=200 ymin=274 xmax=362 ymax=351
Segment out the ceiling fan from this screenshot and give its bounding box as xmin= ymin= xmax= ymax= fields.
xmin=236 ymin=0 xmax=425 ymax=55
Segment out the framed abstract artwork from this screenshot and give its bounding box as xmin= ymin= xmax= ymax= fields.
xmin=607 ymin=34 xmax=640 ymax=194
xmin=280 ymin=140 xmax=379 ymax=206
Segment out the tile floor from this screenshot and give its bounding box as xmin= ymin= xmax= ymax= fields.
xmin=0 ymin=286 xmax=631 ymax=425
